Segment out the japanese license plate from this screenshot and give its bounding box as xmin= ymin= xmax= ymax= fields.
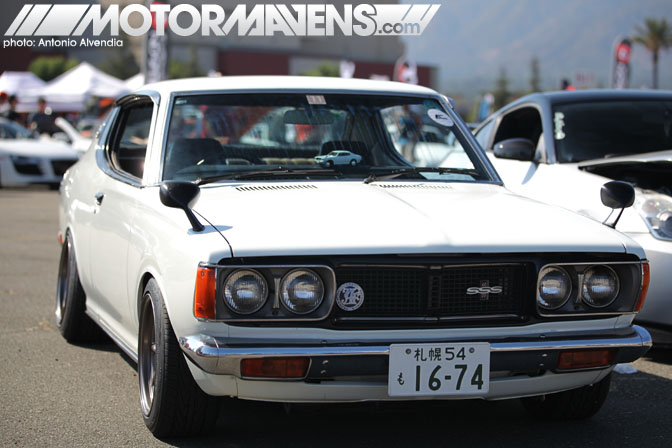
xmin=388 ymin=343 xmax=490 ymax=397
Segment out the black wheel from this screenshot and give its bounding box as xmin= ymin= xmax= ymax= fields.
xmin=139 ymin=279 xmax=219 ymax=437
xmin=56 ymin=232 xmax=104 ymax=343
xmin=326 ymin=160 xmax=334 ymax=167
xmin=349 ymin=159 xmax=357 ymax=166
xmin=521 ymin=373 xmax=612 ymax=420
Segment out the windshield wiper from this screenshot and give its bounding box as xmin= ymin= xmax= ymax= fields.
xmin=363 ymin=167 xmax=482 ymax=184
xmin=197 ymin=168 xmax=343 ymax=185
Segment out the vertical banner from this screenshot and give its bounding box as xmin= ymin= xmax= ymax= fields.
xmin=143 ymin=0 xmax=168 ymax=83
xmin=611 ymin=38 xmax=631 ymax=89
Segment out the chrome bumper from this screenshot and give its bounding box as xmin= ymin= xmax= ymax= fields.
xmin=179 ymin=325 xmax=652 ymax=378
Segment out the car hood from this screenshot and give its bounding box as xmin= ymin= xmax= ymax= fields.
xmin=578 ymin=150 xmax=672 ymax=168
xmin=0 ymin=139 xmax=79 ymax=159
xmin=193 ymin=181 xmax=633 ymax=258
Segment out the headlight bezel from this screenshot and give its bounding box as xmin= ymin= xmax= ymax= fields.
xmin=203 ymin=263 xmax=336 ymax=322
xmin=536 ymin=261 xmax=643 ymax=317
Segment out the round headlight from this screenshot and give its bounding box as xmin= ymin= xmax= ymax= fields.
xmin=582 ymin=265 xmax=619 ymax=308
xmin=280 ymin=269 xmax=324 ymax=314
xmin=538 ymin=266 xmax=571 ymax=310
xmin=223 ymin=269 xmax=268 ymax=314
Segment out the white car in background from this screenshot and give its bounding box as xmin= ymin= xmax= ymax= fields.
xmin=0 ymin=118 xmax=79 ymax=188
xmin=314 ymin=150 xmax=362 ymax=166
xmin=471 ymin=90 xmax=672 ymax=344
xmin=57 ymin=77 xmax=651 ymax=437
xmin=53 ymin=117 xmax=93 ymax=155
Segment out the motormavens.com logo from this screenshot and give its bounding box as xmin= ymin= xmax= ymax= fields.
xmin=5 ymin=3 xmax=440 ymax=38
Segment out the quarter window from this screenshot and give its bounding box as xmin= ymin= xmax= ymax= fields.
xmin=109 ymin=102 xmax=153 ymax=179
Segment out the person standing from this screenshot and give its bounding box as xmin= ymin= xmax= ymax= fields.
xmin=28 ymin=97 xmax=57 ymax=135
xmin=3 ymin=95 xmax=22 ymax=123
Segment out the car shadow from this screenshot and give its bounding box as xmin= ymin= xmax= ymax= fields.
xmin=156 ymin=368 xmax=672 ymax=448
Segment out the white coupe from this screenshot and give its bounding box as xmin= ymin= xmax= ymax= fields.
xmin=57 ymin=77 xmax=651 ymax=437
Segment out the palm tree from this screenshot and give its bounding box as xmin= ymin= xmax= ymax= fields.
xmin=632 ymin=18 xmax=672 ymax=89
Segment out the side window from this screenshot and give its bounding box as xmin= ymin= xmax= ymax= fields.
xmin=108 ymin=102 xmax=153 ymax=180
xmin=492 ymin=107 xmax=542 ymax=147
xmin=475 ymin=119 xmax=495 ymax=150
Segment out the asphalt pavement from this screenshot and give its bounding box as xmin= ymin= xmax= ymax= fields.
xmin=0 ymin=188 xmax=670 ymax=447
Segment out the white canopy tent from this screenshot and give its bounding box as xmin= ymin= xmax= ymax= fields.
xmin=20 ymin=62 xmax=129 ymax=112
xmin=0 ymin=71 xmax=46 ymax=94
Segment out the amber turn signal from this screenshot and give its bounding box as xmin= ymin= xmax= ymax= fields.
xmin=240 ymin=357 xmax=310 ymax=378
xmin=194 ymin=266 xmax=216 ymax=319
xmin=634 ymin=262 xmax=650 ymax=312
xmin=557 ymin=349 xmax=616 ymax=371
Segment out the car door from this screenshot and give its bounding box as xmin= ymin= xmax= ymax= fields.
xmin=86 ymin=98 xmax=156 ymax=348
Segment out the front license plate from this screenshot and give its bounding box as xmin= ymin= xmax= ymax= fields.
xmin=388 ymin=343 xmax=490 ymax=397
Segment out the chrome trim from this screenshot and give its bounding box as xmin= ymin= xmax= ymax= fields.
xmin=99 ymin=95 xmax=158 ymax=188
xmin=179 ymin=325 xmax=652 ymax=377
xmin=196 ymin=263 xmax=337 ymax=323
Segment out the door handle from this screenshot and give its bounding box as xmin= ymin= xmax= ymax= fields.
xmin=94 ymin=192 xmax=105 ymax=205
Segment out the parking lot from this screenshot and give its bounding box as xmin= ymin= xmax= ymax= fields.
xmin=0 ymin=188 xmax=670 ymax=447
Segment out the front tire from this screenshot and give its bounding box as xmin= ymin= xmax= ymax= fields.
xmin=56 ymin=232 xmax=104 ymax=343
xmin=138 ymin=279 xmax=219 ymax=437
xmin=521 ymin=373 xmax=612 ymax=420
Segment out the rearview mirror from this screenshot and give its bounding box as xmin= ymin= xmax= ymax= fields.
xmin=493 ymin=138 xmax=535 ymax=161
xmin=601 ymin=180 xmax=635 ymax=228
xmin=160 ymin=181 xmax=204 ymax=232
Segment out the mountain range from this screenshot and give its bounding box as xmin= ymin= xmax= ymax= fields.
xmin=403 ymin=0 xmax=672 ymax=97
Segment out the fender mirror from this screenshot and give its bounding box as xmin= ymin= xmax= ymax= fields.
xmin=493 ymin=138 xmax=535 ymax=161
xmin=601 ymin=181 xmax=635 ymax=228
xmin=159 ymin=181 xmax=204 ymax=232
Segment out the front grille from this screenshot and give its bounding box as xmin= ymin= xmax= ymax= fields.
xmin=51 ymin=159 xmax=76 ymax=176
xmin=335 ymin=264 xmax=530 ymax=319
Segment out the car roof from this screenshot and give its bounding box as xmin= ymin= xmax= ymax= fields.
xmin=508 ymin=89 xmax=672 ymax=108
xmin=136 ymin=76 xmax=439 ymax=97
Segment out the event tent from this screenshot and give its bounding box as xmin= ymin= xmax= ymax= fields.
xmin=20 ymin=62 xmax=129 ymax=112
xmin=0 ymin=71 xmax=46 ymax=95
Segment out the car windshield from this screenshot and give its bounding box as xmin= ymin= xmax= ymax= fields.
xmin=553 ymin=100 xmax=672 ymax=163
xmin=163 ymin=93 xmax=489 ymax=182
xmin=0 ymin=120 xmax=34 ymax=140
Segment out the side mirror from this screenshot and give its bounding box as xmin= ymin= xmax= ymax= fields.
xmin=159 ymin=181 xmax=204 ymax=232
xmin=601 ymin=181 xmax=635 ymax=228
xmin=493 ymin=138 xmax=535 ymax=161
